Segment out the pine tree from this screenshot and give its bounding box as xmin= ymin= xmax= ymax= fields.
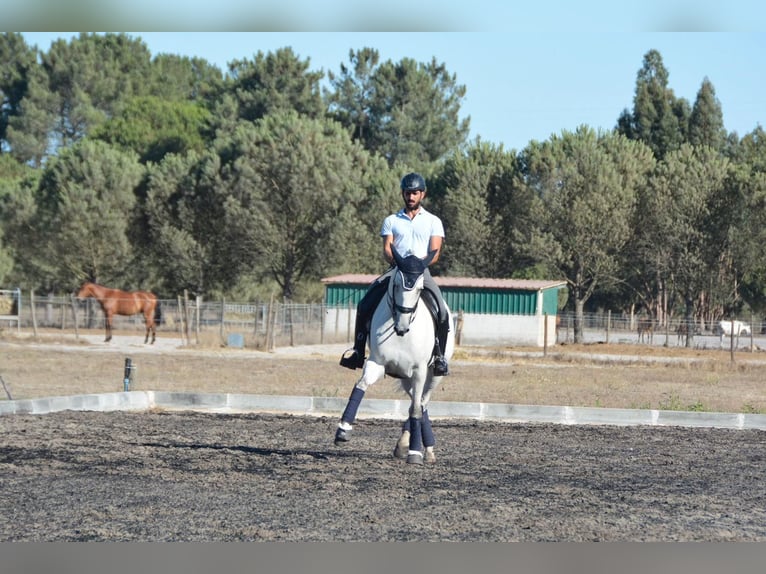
xmin=689 ymin=77 xmax=727 ymax=151
xmin=617 ymin=49 xmax=689 ymax=160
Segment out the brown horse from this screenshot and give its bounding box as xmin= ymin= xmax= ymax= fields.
xmin=637 ymin=317 xmax=654 ymax=344
xmin=676 ymin=322 xmax=691 ymax=346
xmin=75 ymin=282 xmax=161 ymax=344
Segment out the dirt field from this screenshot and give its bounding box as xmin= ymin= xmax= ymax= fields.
xmin=1 ymin=410 xmax=764 ymax=541
xmin=2 ymin=330 xmax=765 ymax=542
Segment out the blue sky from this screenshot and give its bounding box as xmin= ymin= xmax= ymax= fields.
xmin=20 ymin=31 xmax=765 ymax=153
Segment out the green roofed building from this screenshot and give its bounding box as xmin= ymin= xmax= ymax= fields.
xmin=321 ymin=274 xmax=566 ymax=347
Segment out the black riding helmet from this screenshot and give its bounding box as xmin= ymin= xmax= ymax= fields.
xmin=401 ymin=172 xmax=426 ymax=192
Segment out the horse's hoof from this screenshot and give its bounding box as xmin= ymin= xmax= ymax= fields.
xmin=393 ymin=431 xmax=410 ymax=459
xmin=424 ymin=448 xmax=436 ymax=464
xmin=334 ymin=427 xmax=351 ymax=445
xmin=406 ymin=452 xmax=424 ymax=465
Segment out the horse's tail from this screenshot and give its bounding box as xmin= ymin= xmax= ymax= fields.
xmin=154 ymin=299 xmax=162 ymax=325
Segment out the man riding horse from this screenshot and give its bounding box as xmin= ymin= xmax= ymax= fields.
xmin=339 ymin=172 xmax=451 ymax=376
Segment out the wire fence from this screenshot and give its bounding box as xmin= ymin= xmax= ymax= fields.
xmin=555 ymin=310 xmax=765 ymax=349
xmin=0 ymin=292 xmax=346 ymax=350
xmin=1 ymin=290 xmax=763 ymax=350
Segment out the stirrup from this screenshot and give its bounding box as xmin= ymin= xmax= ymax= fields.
xmin=339 ymin=348 xmax=365 ymax=370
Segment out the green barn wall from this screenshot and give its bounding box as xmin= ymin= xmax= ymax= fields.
xmin=325 ymin=284 xmax=563 ymax=316
xmin=324 ymin=284 xmax=366 ymax=307
xmin=541 ymin=287 xmax=560 ymax=315
xmin=442 ymin=288 xmax=537 ymax=314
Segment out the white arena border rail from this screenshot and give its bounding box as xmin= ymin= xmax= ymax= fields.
xmin=1 ymin=391 xmax=766 ymax=431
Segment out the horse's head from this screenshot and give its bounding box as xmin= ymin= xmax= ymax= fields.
xmin=75 ymin=282 xmax=93 ymax=299
xmin=390 ymin=249 xmax=436 ymax=336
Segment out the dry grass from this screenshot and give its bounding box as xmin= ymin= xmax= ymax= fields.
xmin=1 ymin=330 xmax=765 ymax=414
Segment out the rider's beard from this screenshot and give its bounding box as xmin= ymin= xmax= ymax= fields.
xmin=406 ymin=199 xmax=421 ymax=212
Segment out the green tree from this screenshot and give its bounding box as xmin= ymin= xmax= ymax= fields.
xmin=0 ymin=232 xmax=12 ymax=285
xmin=33 ymin=139 xmax=143 ymax=290
xmin=617 ymin=49 xmax=690 ymax=160
xmin=216 ymin=112 xmax=392 ymax=300
xmin=688 ymin=77 xmax=727 ymax=151
xmin=327 ymin=51 xmax=470 ymax=168
xmin=326 ymin=47 xmax=380 ymax=144
xmin=438 ymin=152 xmax=493 ymax=276
xmin=0 ymin=154 xmax=38 ymax=283
xmin=0 ymin=33 xmax=37 ymax=155
xmin=641 ymin=144 xmax=731 ymax=344
xmin=142 ymin=113 xmax=394 ymax=299
xmin=40 ymin=33 xmax=153 ymax=151
xmin=148 ymin=52 xmax=223 ymax=104
xmin=520 ymin=127 xmax=654 ymax=342
xmin=5 ymin=63 xmax=58 ymax=166
xmin=435 ymin=140 xmax=520 ymax=277
xmin=225 ymin=113 xmax=387 ymax=300
xmin=141 ymin=151 xmax=213 ymax=295
xmin=226 ymin=47 xmax=324 ymax=123
xmin=90 ymin=96 xmax=211 ymax=163
xmin=724 ymin=127 xmax=766 ymax=316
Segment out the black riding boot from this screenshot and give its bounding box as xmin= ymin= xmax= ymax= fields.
xmin=432 ymin=319 xmax=450 ymax=376
xmin=340 ymin=331 xmax=367 ymax=370
xmin=339 ymin=279 xmax=388 ymax=370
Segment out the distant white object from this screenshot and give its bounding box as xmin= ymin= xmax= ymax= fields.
xmin=713 ymin=319 xmax=751 ymax=337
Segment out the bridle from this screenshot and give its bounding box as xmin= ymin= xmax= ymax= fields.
xmin=390 ymin=268 xmax=422 ymax=331
xmin=388 ymin=248 xmax=437 ymax=336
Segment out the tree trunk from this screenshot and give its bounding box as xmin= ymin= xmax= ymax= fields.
xmin=684 ymin=296 xmax=695 ymax=348
xmin=574 ymin=298 xmax=585 ymax=344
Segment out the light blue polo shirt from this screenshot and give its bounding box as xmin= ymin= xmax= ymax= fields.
xmin=380 ymin=207 xmax=445 ymax=259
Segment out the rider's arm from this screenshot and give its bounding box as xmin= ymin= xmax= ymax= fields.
xmin=429 ymin=235 xmax=443 ymax=265
xmin=382 ymin=234 xmax=394 ymax=265
xmin=383 ymin=229 xmax=442 ymax=265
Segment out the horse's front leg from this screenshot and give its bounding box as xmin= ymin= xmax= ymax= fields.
xmin=104 ymin=315 xmax=112 ymax=342
xmin=334 ymin=360 xmax=385 ymax=445
xmin=144 ymin=322 xmax=155 ymax=344
xmin=420 ymin=385 xmax=437 ymax=463
xmin=145 ymin=313 xmax=156 ymax=344
xmin=405 ymin=370 xmax=430 ymax=465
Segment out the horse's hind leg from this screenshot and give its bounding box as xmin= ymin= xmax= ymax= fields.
xmin=104 ymin=317 xmax=112 ymax=342
xmin=421 ymin=409 xmax=436 ymax=463
xmin=394 ymin=420 xmax=410 ymax=459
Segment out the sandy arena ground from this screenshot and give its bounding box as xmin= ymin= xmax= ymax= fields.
xmin=1 ymin=331 xmax=765 ymax=541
